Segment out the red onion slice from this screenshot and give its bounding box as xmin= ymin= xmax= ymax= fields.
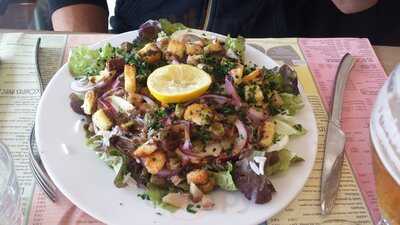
xmin=176 ymin=149 xmax=203 ymax=164
xmin=176 ymin=121 xmax=207 ymax=159
xmin=135 ymin=94 xmax=157 ymax=106
xmin=247 ymin=107 xmax=266 ymax=125
xmin=111 ymin=75 xmax=123 ymax=89
xmin=171 ymin=59 xmax=180 ymax=64
xmin=134 ymin=116 xmax=145 ymax=125
xmin=156 ymin=168 xmax=180 ymax=178
xmin=98 ymin=98 xmax=118 ymax=119
xmin=70 ymin=77 xmax=96 ymax=92
xmin=113 ymin=88 xmax=125 ymax=97
xmin=161 ymin=116 xmax=173 ymax=127
xmin=181 ymin=122 xmax=192 ymax=151
xmin=225 ymin=76 xmax=242 ymax=107
xmin=181 ymin=34 xmax=203 ymax=43
xmin=100 ymin=87 xmax=124 ymax=99
xmin=200 ymin=94 xmax=229 ymax=105
xmin=233 ymin=119 xmax=248 ymax=155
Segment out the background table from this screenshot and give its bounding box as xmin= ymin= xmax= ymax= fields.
xmin=374 ymin=45 xmax=400 ymax=73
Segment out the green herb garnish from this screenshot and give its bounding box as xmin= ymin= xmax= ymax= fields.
xmin=186 ymin=204 xmax=198 ymax=214
xmin=144 ymin=108 xmax=168 ymax=131
xmin=293 ymin=124 xmax=303 ymax=131
xmin=220 ymin=105 xmax=236 ymax=115
xmin=194 ymin=127 xmax=212 ymax=143
xmin=137 ymin=193 xmax=150 ymax=200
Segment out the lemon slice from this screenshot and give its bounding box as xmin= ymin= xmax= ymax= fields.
xmin=147 ymin=64 xmax=212 ymax=103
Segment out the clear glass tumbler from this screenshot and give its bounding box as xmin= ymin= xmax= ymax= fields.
xmin=0 ymin=141 xmax=23 ymax=225
xmin=370 ymin=65 xmax=400 ymax=225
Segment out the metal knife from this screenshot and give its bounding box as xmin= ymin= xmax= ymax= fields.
xmin=320 ymin=53 xmax=355 ymax=216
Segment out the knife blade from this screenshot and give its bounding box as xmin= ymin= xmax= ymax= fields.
xmin=320 ymin=53 xmax=355 ymax=215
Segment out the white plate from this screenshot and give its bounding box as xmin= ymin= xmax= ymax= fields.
xmin=36 ymin=31 xmax=318 ymax=225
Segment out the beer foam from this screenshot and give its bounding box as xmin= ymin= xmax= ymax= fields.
xmin=371 ymin=65 xmax=400 ymax=185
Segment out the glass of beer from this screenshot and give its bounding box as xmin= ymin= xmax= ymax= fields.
xmin=370 ymin=65 xmax=400 ymax=225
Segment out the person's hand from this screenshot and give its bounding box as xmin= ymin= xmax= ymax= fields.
xmin=331 ymin=0 xmax=378 ymax=14
xmin=52 ymin=4 xmax=108 ymax=32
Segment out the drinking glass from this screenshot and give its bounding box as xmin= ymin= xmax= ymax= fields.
xmin=0 ymin=141 xmax=23 ymax=225
xmin=370 ymin=65 xmax=400 ymax=225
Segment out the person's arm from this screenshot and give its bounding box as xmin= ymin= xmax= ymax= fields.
xmin=50 ymin=1 xmax=108 ymax=32
xmin=331 ymin=0 xmax=378 ymax=14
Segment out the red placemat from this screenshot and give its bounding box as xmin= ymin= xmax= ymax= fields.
xmin=299 ymin=38 xmax=387 ymax=223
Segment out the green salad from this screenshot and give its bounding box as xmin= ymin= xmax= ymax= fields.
xmin=68 ymin=19 xmax=307 ymax=213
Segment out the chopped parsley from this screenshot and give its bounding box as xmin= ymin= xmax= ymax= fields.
xmin=186 ymin=204 xmax=198 ymax=214
xmin=290 ymin=155 xmax=305 ymax=163
xmin=272 ymin=133 xmax=281 ymax=144
xmin=126 ymin=54 xmax=167 ymax=87
xmin=144 ymin=108 xmax=168 ymax=131
xmin=137 ymin=193 xmax=150 ymax=200
xmin=155 ymin=108 xmax=167 ymax=118
xmin=293 ymin=124 xmax=303 ymax=132
xmin=200 ymin=111 xmax=212 ymax=124
xmin=237 ymin=84 xmax=246 ymax=100
xmin=219 ymin=105 xmax=236 ymax=115
xmin=218 ymin=58 xmax=237 ymax=75
xmin=244 ymin=64 xmax=257 ymax=75
xmin=203 ymin=55 xmax=236 ymax=79
xmin=209 ymin=82 xmax=224 ymax=94
xmin=245 ymin=85 xmax=258 ymax=104
xmin=194 ymin=127 xmax=212 ymax=143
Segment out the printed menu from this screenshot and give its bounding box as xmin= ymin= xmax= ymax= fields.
xmin=0 ymin=33 xmax=66 ymax=224
xmin=298 ymin=38 xmax=387 ymax=223
xmin=0 ymin=33 xmax=384 ymax=225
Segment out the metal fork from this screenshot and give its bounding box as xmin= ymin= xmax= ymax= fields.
xmin=28 ymin=37 xmax=58 ymax=202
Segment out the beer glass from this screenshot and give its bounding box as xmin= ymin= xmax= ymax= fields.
xmin=370 ymin=65 xmax=400 ymax=225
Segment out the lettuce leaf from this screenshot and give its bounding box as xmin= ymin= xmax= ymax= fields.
xmin=98 ymin=148 xmax=129 ymax=188
xmin=267 ymin=134 xmax=289 ymax=152
xmin=99 ymin=43 xmax=114 ymax=61
xmin=68 ymin=46 xmax=100 ymax=77
xmin=69 ymin=43 xmax=116 ymax=77
xmin=139 ymin=20 xmax=162 ymax=42
xmin=278 ymin=64 xmax=300 ymax=95
xmin=145 ymin=183 xmax=178 ymax=212
xmin=273 ymin=114 xmax=307 ymax=136
xmin=265 ymin=149 xmax=304 ymax=176
xmin=233 ymin=158 xmax=276 ymax=204
xmin=274 ymin=118 xmax=307 ymax=136
xmin=225 ymin=35 xmax=245 ymax=59
xmin=159 ymin=18 xmax=187 ymax=35
xmin=211 ymin=162 xmax=238 ymax=191
xmin=263 ymin=65 xmax=300 ymax=96
xmin=273 ymin=114 xmax=297 ymax=124
xmin=86 ymin=135 xmax=103 ymax=150
xmin=280 ymin=93 xmax=304 ymax=116
xmin=146 ymin=183 xmax=167 ymax=205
